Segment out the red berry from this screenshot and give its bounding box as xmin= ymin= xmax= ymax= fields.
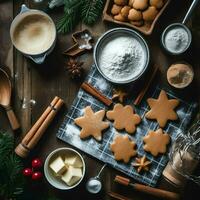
xmin=32 ymin=158 xmax=43 ymax=169
xmin=23 ymin=168 xmax=32 ymax=177
xmin=32 ymin=171 xmax=42 ymax=180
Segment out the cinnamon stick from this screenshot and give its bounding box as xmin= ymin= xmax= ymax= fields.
xmin=134 ymin=65 xmax=158 ymax=105
xmin=81 ymin=82 xmax=112 ymax=106
xmin=27 ymin=99 xmax=64 ymax=148
xmin=23 ymin=96 xmax=60 ymax=145
xmin=15 ymin=96 xmax=64 ymax=158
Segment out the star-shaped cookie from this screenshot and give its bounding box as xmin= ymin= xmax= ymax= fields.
xmin=107 ymin=104 xmax=141 ymax=134
xmin=74 ymin=106 xmax=109 ymax=141
xmin=112 ymin=89 xmax=128 ymax=103
xmin=110 ymin=134 xmax=137 ymax=163
xmin=143 ymin=128 xmax=170 ymax=156
xmin=132 ymin=155 xmax=151 ymax=173
xmin=145 ymin=90 xmax=179 ymax=127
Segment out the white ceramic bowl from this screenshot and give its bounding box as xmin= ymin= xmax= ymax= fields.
xmin=44 ymin=147 xmax=85 ymax=190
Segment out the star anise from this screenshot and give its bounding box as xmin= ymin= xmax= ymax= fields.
xmin=132 ymin=155 xmax=151 ymax=173
xmin=66 ymin=58 xmax=84 ymax=79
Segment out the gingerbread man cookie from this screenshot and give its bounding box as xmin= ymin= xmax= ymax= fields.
xmin=74 ymin=106 xmax=109 ymax=141
xmin=143 ymin=128 xmax=170 ymax=156
xmin=110 ymin=134 xmax=137 ymax=163
xmin=145 ymin=90 xmax=179 ymax=128
xmin=107 ymin=104 xmax=141 ymax=134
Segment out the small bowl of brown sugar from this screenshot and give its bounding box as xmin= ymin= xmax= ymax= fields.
xmin=167 ymin=62 xmax=194 ymax=89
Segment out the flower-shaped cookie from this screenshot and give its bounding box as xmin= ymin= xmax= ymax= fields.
xmin=110 ymin=134 xmax=137 ymax=163
xmin=74 ymin=106 xmax=109 ymax=141
xmin=145 ymin=90 xmax=179 ymax=128
xmin=107 ymin=104 xmax=141 ymax=134
xmin=143 ymin=128 xmax=170 ymax=156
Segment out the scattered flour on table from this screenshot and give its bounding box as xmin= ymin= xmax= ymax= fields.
xmin=94 ymin=77 xmax=108 ymax=91
xmin=99 ymin=36 xmax=145 ymax=82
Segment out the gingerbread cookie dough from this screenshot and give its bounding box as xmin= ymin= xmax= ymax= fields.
xmin=142 ymin=6 xmax=158 ymax=21
xmin=145 ymin=90 xmax=179 ymax=127
xmin=107 ymin=104 xmax=141 ymax=134
xmin=150 ymin=0 xmax=164 ymax=9
xmin=132 ymin=0 xmax=149 ymax=10
xmin=143 ymin=128 xmax=170 ymax=156
xmin=132 ymin=155 xmax=151 ymax=173
xmin=110 ymin=134 xmax=137 ymax=163
xmin=111 ymin=4 xmax=123 ymax=15
xmin=110 ymin=0 xmax=165 ymax=27
xmin=114 ymin=0 xmax=127 ymax=6
xmin=74 ymin=106 xmax=109 ymax=141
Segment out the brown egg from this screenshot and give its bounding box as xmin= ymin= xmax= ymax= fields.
xmin=121 ymin=6 xmax=131 ymax=18
xmin=143 ymin=6 xmax=158 ymax=21
xmin=111 ymin=4 xmax=123 ymax=15
xmin=114 ymin=13 xmax=126 ymax=22
xmin=114 ymin=0 xmax=127 ymax=6
xmin=150 ymin=0 xmax=164 ymax=9
xmin=128 ymin=0 xmax=135 ymax=7
xmin=130 ymin=20 xmax=144 ymax=27
xmin=128 ymin=8 xmax=142 ymax=21
xmin=132 ymin=0 xmax=148 ymax=10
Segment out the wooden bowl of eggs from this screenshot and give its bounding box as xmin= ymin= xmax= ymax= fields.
xmin=103 ymin=0 xmax=171 ymax=35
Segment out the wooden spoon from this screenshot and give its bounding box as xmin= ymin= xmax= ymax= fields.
xmin=0 ymin=68 xmax=20 ymax=130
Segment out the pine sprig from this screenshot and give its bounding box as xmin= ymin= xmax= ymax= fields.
xmin=56 ymin=0 xmax=105 ymax=33
xmin=0 ymin=133 xmax=13 ymax=168
xmin=57 ymin=0 xmax=82 ymax=33
xmin=81 ymin=0 xmax=105 ymax=25
xmin=0 ymin=132 xmax=25 ymax=200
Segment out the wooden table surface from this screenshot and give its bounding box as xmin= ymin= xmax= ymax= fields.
xmin=0 ymin=0 xmax=200 ymax=199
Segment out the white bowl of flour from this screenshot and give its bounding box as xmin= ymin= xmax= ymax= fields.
xmin=94 ymin=28 xmax=149 ymax=84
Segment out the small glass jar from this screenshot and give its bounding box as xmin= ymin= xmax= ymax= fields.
xmin=163 ymin=120 xmax=200 ymax=188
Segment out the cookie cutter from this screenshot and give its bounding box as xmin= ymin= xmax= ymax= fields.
xmin=63 ymin=29 xmax=93 ymax=57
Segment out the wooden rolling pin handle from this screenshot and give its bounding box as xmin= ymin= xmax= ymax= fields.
xmin=5 ymin=106 xmax=20 ymax=130
xmin=133 ymin=183 xmax=180 ymax=200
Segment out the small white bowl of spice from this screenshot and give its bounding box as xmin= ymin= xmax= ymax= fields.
xmin=44 ymin=147 xmax=85 ymax=190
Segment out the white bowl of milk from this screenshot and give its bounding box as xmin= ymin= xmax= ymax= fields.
xmin=10 ymin=4 xmax=56 ymax=64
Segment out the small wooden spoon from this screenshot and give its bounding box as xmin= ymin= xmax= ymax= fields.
xmin=0 ymin=68 xmax=20 ymax=130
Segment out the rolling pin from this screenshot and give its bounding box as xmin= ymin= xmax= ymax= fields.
xmin=115 ymin=175 xmax=180 ymax=200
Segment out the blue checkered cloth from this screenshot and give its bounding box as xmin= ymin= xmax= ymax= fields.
xmin=57 ymin=64 xmax=198 ymax=186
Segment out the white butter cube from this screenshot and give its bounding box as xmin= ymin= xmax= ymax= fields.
xmin=49 ymin=156 xmax=66 ymax=175
xmin=61 ymin=166 xmax=82 ymax=186
xmin=64 ymin=156 xmax=83 ymax=168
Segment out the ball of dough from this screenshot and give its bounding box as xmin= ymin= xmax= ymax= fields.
xmin=128 ymin=0 xmax=135 ymax=7
xmin=121 ymin=6 xmax=131 ymax=18
xmin=111 ymin=4 xmax=123 ymax=15
xmin=150 ymin=0 xmax=164 ymax=9
xmin=114 ymin=13 xmax=126 ymax=22
xmin=130 ymin=20 xmax=144 ymax=27
xmin=132 ymin=0 xmax=148 ymax=10
xmin=143 ymin=6 xmax=158 ymax=21
xmin=114 ymin=0 xmax=127 ymax=6
xmin=128 ymin=8 xmax=142 ymax=21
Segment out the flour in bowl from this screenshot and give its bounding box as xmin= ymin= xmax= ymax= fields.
xmin=98 ymin=36 xmax=145 ymax=82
